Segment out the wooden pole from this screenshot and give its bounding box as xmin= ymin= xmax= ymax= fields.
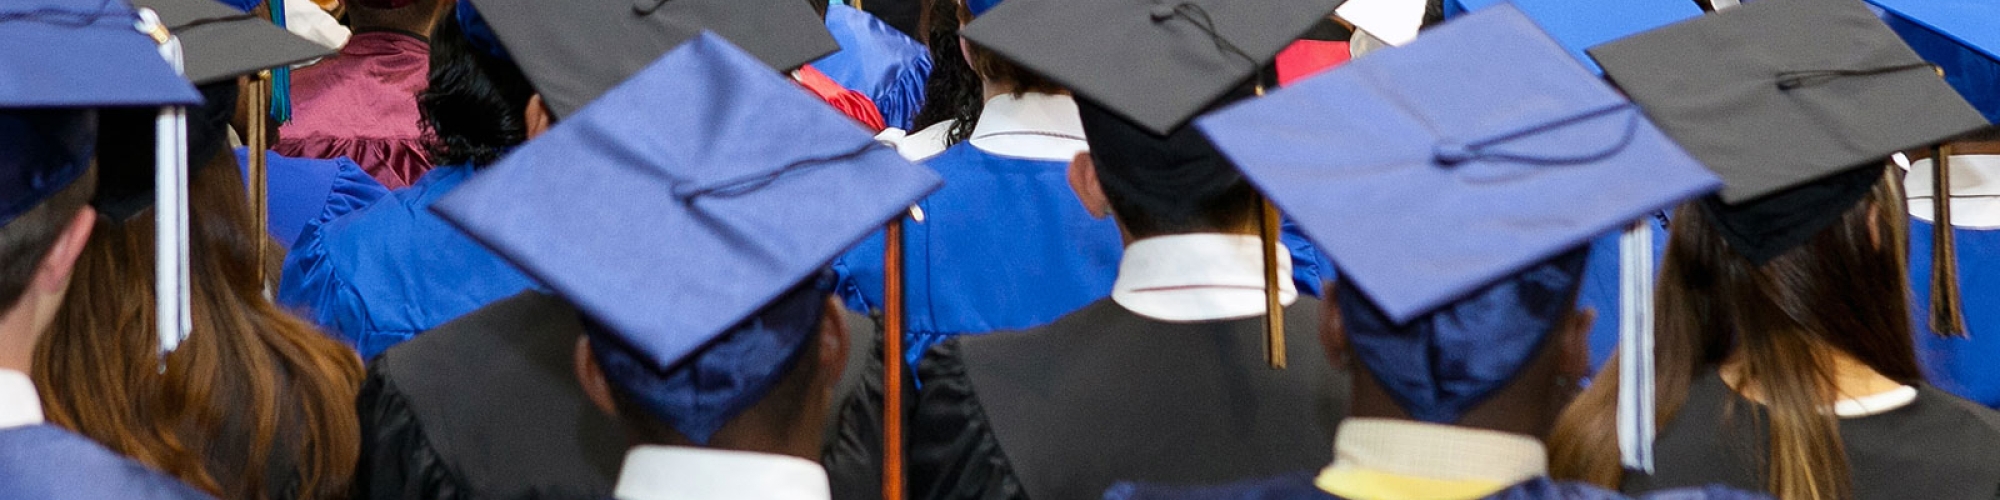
xmin=882 ymin=217 xmax=906 ymax=500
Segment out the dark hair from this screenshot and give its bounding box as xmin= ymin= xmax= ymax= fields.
xmin=1550 ymin=167 xmax=1921 ymax=500
xmin=910 ymin=0 xmax=984 ymax=144
xmin=37 ymin=147 xmax=364 ymax=500
xmin=1079 ymin=92 xmax=1261 ymax=238
xmin=419 ymin=12 xmax=534 ymax=168
xmin=955 ymin=1 xmax=1062 ymax=98
xmin=0 ymin=164 xmax=96 ymax=313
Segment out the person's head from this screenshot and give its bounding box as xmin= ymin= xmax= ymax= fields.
xmin=1066 ymin=88 xmax=1263 ymax=241
xmin=1322 ymin=249 xmax=1595 ymax=437
xmin=34 ymin=85 xmax=364 ymax=500
xmin=911 ymin=0 xmax=989 ymax=145
xmin=574 ymin=281 xmax=850 ymax=460
xmin=419 ymin=1 xmax=539 ymax=168
xmin=0 ymin=110 xmax=100 ymax=374
xmin=1550 ymin=167 xmax=1917 ymax=499
xmin=954 ymin=0 xmax=1061 ymax=99
xmin=346 ymin=0 xmax=454 ymax=37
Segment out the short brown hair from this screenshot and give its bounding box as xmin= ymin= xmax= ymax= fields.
xmin=956 ymin=0 xmax=1063 ymax=96
xmin=0 ymin=165 xmax=96 ymax=312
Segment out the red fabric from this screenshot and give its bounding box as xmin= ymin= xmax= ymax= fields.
xmin=1275 ymin=40 xmax=1351 ymax=87
xmin=794 ymin=65 xmax=888 ymax=132
xmin=277 ymin=31 xmax=435 ymax=190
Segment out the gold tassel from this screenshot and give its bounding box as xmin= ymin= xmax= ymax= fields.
xmin=247 ymin=72 xmax=273 ymax=287
xmin=1260 ymin=198 xmax=1286 ymax=369
xmin=1930 ymin=144 xmax=1968 ymax=337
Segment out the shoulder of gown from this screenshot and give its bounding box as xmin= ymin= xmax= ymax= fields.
xmin=0 ymin=425 xmax=217 ymax=500
xmin=815 ymin=4 xmax=932 ymax=130
xmin=353 ymin=362 xmax=469 ymax=500
xmin=907 ymin=339 xmax=1031 ymax=500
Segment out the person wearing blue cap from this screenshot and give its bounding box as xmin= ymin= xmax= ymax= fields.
xmin=276 ymin=1 xmax=542 ymax=362
xmin=1555 ymin=1 xmax=2000 ymax=498
xmin=427 ymin=29 xmax=941 ymax=500
xmin=0 ymin=0 xmax=213 ymax=498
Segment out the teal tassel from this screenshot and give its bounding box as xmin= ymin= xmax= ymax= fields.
xmin=268 ymin=0 xmax=293 ymax=124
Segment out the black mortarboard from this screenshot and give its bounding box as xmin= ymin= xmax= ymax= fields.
xmin=961 ymin=0 xmax=1345 ymax=135
xmin=130 ymin=0 xmax=333 ymax=85
xmin=467 ymin=0 xmax=839 ymax=119
xmin=1590 ymin=0 xmax=1989 ymax=263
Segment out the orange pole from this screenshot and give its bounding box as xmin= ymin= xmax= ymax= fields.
xmin=882 ymin=218 xmax=906 ymax=500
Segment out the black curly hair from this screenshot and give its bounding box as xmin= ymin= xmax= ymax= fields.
xmin=909 ymin=0 xmax=984 ymax=144
xmin=418 ymin=11 xmax=535 ymax=168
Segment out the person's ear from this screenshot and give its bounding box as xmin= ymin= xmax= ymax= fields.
xmin=525 ymin=94 xmax=554 ymax=139
xmin=33 ymin=206 xmax=97 ymax=295
xmin=1068 ymin=152 xmax=1111 ymax=219
xmin=816 ymin=297 xmax=850 ymax=388
xmin=1558 ymin=308 xmax=1597 ymax=381
xmin=575 ymin=335 xmax=619 ymax=417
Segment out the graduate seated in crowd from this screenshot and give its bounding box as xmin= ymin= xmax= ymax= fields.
xmin=277 ymin=0 xmax=451 ymax=189
xmin=32 ymin=2 xmax=368 ymax=498
xmin=1552 ymin=1 xmax=2000 ymax=498
xmin=1101 ymin=5 xmax=1751 ymax=498
xmin=277 ymin=0 xmax=542 ymax=361
xmin=0 ymin=1 xmax=213 ymax=498
xmin=427 ymin=29 xmax=941 ymax=500
xmin=838 ymin=2 xmax=1356 ymax=499
xmin=348 ymin=0 xmax=880 ymax=497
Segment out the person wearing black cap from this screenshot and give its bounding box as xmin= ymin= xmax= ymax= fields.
xmin=1552 ymin=1 xmax=2000 ymax=499
xmin=0 ymin=0 xmax=213 ymax=498
xmin=882 ymin=2 xmax=1348 ymax=499
xmin=30 ymin=1 xmax=372 ymax=498
xmin=427 ymin=32 xmax=940 ymax=500
xmin=277 ymin=0 xmax=451 ymax=189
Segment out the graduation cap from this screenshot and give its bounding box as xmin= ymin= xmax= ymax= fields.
xmin=961 ymin=0 xmax=1344 ymax=135
xmin=129 ymin=0 xmax=331 ymax=85
xmin=432 ymin=33 xmax=941 ymax=442
xmin=1335 ymin=0 xmax=1427 ymax=48
xmin=967 ymin=0 xmax=1001 ymax=17
xmin=1447 ymin=0 xmax=1701 ymax=74
xmin=466 ymin=0 xmax=839 ymax=119
xmin=1194 ymin=0 xmax=1717 ymax=449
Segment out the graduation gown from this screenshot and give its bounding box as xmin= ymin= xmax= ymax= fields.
xmin=277 ymin=163 xmax=539 ymax=361
xmin=0 ymin=425 xmax=215 ymax=500
xmin=1626 ymin=368 xmax=2000 ymax=500
xmin=1102 ymin=471 xmax=1765 ymax=500
xmin=905 ymin=298 xmax=1346 ymax=500
xmin=813 ymin=4 xmax=931 ymax=131
xmin=353 ymin=291 xmax=627 ymax=500
xmin=1909 ymin=219 xmax=2000 ymax=407
xmin=234 ymin=147 xmax=389 ymax=248
xmin=276 ymin=30 xmax=435 ymax=189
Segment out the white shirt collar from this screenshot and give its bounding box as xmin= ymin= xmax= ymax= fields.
xmin=879 ymin=120 xmax=957 ymax=162
xmin=0 ymin=370 xmax=44 ymax=430
xmin=1906 ymin=154 xmax=2000 ymax=228
xmin=612 ymin=445 xmax=830 ymax=500
xmin=1324 ymin=418 xmax=1548 ymax=485
xmin=966 ymin=92 xmax=1089 ymax=162
xmin=1112 ymin=233 xmax=1298 ymax=322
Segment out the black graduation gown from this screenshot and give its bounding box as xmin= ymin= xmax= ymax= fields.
xmin=353 ymin=291 xmax=628 ymax=500
xmin=903 ymin=298 xmax=1348 ymax=500
xmin=1626 ymin=368 xmax=2000 ymax=500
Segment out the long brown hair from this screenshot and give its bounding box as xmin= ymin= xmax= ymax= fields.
xmin=1549 ymin=165 xmax=1923 ymax=500
xmin=33 ymin=149 xmax=364 ymax=500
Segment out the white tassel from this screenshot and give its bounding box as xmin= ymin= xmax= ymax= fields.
xmin=1617 ymin=218 xmax=1657 ymax=473
xmin=139 ymin=8 xmax=194 ymax=356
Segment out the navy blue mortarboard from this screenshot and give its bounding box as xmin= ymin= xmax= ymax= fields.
xmin=1195 ymin=3 xmax=1716 ymax=444
xmin=967 ymin=0 xmax=1001 ymax=17
xmin=1448 ymin=0 xmax=1701 ymax=74
xmin=0 ymin=0 xmax=203 ymax=109
xmin=1867 ymin=0 xmax=2000 ymax=123
xmin=467 ymin=0 xmax=838 ymax=119
xmin=434 ymin=33 xmax=942 ymax=442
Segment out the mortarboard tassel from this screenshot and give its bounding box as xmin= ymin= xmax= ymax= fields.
xmin=267 ymin=0 xmax=293 ymax=124
xmin=138 ymin=8 xmax=196 ymax=357
xmin=1930 ymin=144 xmax=1968 ymax=337
xmin=882 ymin=211 xmax=908 ymax=500
xmin=246 ymin=73 xmax=273 ymax=285
xmin=1616 ymin=218 xmax=1656 ymax=473
xmin=1261 ymin=198 xmax=1286 ymax=369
